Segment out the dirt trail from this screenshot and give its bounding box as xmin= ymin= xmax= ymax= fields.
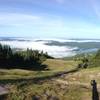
xmin=55 ymin=79 xmax=89 ymax=86
xmin=53 ymin=79 xmax=100 ymax=92
xmin=54 ymin=79 xmax=90 ymax=87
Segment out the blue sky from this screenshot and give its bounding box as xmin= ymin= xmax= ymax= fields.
xmin=0 ymin=0 xmax=100 ymax=38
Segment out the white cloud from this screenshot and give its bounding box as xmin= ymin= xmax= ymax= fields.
xmin=0 ymin=13 xmax=40 ymax=20
xmin=0 ymin=13 xmax=40 ymax=24
xmin=90 ymin=0 xmax=100 ymax=18
xmin=0 ymin=13 xmax=41 ymax=26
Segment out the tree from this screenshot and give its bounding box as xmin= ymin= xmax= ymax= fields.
xmin=0 ymin=44 xmax=51 ymax=70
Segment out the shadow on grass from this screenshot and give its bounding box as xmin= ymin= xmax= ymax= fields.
xmin=0 ymin=60 xmax=48 ymax=71
xmin=0 ymin=68 xmax=79 ymax=85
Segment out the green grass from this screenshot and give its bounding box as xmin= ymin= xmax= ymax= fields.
xmin=7 ymin=79 xmax=91 ymax=100
xmin=0 ymin=59 xmax=78 ymax=80
xmin=59 ymin=66 xmax=100 ymax=83
xmin=44 ymin=59 xmax=78 ymax=71
xmin=0 ymin=59 xmax=98 ymax=100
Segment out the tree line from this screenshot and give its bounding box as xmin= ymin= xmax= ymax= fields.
xmin=0 ymin=44 xmax=54 ymax=70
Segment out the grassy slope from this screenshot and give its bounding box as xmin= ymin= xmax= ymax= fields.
xmin=0 ymin=59 xmax=100 ymax=100
xmin=54 ymin=67 xmax=100 ymax=100
xmin=0 ymin=59 xmax=78 ymax=79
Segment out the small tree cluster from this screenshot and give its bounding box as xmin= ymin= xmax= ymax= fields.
xmin=78 ymin=57 xmax=89 ymax=69
xmin=90 ymin=49 xmax=100 ymax=67
xmin=0 ymin=44 xmax=53 ymax=70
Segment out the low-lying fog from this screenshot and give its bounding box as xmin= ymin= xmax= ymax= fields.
xmin=0 ymin=37 xmax=99 ymax=58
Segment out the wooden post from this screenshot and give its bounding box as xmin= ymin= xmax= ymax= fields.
xmin=91 ymin=80 xmax=99 ymax=100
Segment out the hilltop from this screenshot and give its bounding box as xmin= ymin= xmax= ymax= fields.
xmin=0 ymin=44 xmax=100 ymax=99
xmin=0 ymin=58 xmax=99 ymax=100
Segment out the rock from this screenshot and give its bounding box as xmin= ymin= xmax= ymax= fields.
xmin=0 ymin=86 xmax=9 ymax=100
xmin=32 ymin=95 xmax=40 ymax=100
xmin=0 ymin=86 xmax=9 ymax=96
xmin=47 ymin=95 xmax=59 ymax=100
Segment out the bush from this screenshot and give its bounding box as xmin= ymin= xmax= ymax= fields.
xmin=89 ymin=49 xmax=100 ymax=67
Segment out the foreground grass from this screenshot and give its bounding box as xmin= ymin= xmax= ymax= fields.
xmin=0 ymin=59 xmax=99 ymax=100
xmin=61 ymin=66 xmax=100 ymax=83
xmin=6 ymin=80 xmax=91 ymax=100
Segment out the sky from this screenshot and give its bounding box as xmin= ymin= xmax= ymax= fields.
xmin=0 ymin=0 xmax=100 ymax=38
